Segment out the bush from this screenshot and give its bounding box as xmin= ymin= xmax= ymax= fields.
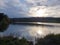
xmin=0 ymin=36 xmax=33 ymax=45
xmin=36 ymin=34 xmax=60 ymax=45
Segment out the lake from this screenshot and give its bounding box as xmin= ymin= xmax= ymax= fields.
xmin=0 ymin=22 xmax=60 ymax=41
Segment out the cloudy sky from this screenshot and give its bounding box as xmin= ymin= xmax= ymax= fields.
xmin=0 ymin=0 xmax=60 ymax=18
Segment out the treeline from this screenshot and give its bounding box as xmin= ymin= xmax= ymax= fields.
xmin=0 ymin=34 xmax=60 ymax=45
xmin=0 ymin=13 xmax=10 ymax=32
xmin=10 ymin=17 xmax=60 ymax=23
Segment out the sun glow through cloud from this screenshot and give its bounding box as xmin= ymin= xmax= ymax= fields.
xmin=29 ymin=6 xmax=48 ymax=17
xmin=35 ymin=9 xmax=46 ymax=17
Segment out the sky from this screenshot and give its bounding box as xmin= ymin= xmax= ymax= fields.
xmin=0 ymin=0 xmax=60 ymax=18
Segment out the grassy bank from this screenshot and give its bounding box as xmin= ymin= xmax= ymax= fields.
xmin=0 ymin=34 xmax=60 ymax=45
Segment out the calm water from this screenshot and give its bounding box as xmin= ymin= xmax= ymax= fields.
xmin=0 ymin=22 xmax=60 ymax=40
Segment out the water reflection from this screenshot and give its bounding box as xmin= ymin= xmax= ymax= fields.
xmin=0 ymin=22 xmax=60 ymax=40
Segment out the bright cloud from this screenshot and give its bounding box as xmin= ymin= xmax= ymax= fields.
xmin=0 ymin=0 xmax=60 ymax=17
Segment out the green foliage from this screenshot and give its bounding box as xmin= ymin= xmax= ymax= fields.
xmin=0 ymin=36 xmax=32 ymax=45
xmin=36 ymin=34 xmax=60 ymax=45
xmin=0 ymin=34 xmax=60 ymax=45
xmin=0 ymin=13 xmax=10 ymax=32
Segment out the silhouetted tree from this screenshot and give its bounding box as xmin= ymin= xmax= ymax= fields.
xmin=0 ymin=13 xmax=4 ymax=21
xmin=0 ymin=13 xmax=10 ymax=32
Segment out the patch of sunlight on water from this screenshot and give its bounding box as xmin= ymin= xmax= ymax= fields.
xmin=36 ymin=22 xmax=60 ymax=26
